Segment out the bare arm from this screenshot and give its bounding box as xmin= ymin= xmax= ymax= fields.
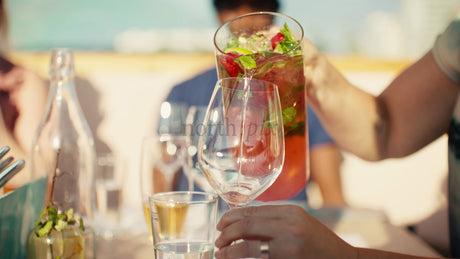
xmin=310 ymin=143 xmax=346 ymax=206
xmin=378 ymin=50 xmax=458 ymax=157
xmin=356 ymin=248 xmax=442 ymax=259
xmin=304 ymin=41 xmax=459 ymax=161
xmin=0 ymin=107 xmax=25 ymax=157
xmin=304 ymin=40 xmax=381 ymax=160
xmin=215 ymin=205 xmax=446 ymax=259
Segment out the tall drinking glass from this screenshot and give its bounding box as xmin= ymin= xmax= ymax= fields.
xmin=214 ymin=12 xmax=308 ymax=202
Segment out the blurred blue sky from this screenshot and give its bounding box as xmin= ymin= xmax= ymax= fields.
xmin=8 ymin=0 xmax=400 ymax=52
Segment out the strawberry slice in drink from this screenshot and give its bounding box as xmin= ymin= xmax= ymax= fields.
xmin=248 ymin=80 xmax=276 ymax=107
xmin=218 ymin=52 xmax=243 ymax=77
xmin=270 ymin=32 xmax=285 ymax=49
xmin=239 ymin=128 xmax=279 ymax=177
xmin=225 ymin=106 xmax=281 ymax=178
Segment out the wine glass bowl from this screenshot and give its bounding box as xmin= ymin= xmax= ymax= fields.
xmin=198 ymin=78 xmax=284 ymax=208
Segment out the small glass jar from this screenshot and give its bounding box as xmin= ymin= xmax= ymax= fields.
xmin=26 ymin=225 xmax=85 ymax=259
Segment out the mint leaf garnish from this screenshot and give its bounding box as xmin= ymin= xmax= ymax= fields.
xmin=37 ymin=221 xmax=53 ymax=237
xmin=236 ymin=56 xmax=257 ymax=70
xmin=35 ymin=208 xmax=47 ymax=227
xmin=280 ymin=23 xmax=295 ymax=43
xmin=226 ymin=38 xmax=240 ymax=49
xmin=66 ymin=208 xmax=76 ymax=224
xmin=282 ymin=106 xmax=296 ymax=125
xmin=78 ymin=217 xmax=85 ymax=232
xmin=55 ymin=218 xmax=68 ymax=231
xmin=47 ymin=206 xmax=58 ymax=222
xmin=273 ymin=43 xmax=285 ymax=54
xmin=278 ymin=23 xmax=301 ymax=55
xmin=237 ymin=90 xmax=253 ymax=100
xmin=225 ymin=47 xmax=253 ymax=55
xmin=34 ymin=206 xmax=85 ymax=237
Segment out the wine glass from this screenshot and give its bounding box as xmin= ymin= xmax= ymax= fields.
xmin=198 ymin=77 xmax=285 ymax=208
xmin=139 ymin=135 xmax=191 ymax=237
xmin=157 ymin=101 xmax=189 ymax=136
xmin=184 ymin=105 xmax=215 ymax=193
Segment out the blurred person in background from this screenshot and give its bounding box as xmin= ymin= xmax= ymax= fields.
xmin=0 ymin=0 xmax=48 ymax=191
xmin=160 ymin=0 xmax=346 ymax=206
xmin=214 ymin=11 xmax=460 ymax=259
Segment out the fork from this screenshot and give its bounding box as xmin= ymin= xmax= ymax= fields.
xmin=0 ymin=146 xmax=26 ymax=189
xmin=0 ymin=146 xmax=13 ymax=172
xmin=0 ymin=159 xmax=25 ymax=188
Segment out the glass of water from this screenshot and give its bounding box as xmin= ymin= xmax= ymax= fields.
xmin=148 ymin=191 xmax=218 ymax=259
xmin=94 ymin=153 xmax=125 ymax=239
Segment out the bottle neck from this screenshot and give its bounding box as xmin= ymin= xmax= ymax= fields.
xmin=50 ymin=74 xmax=75 ymax=89
xmin=47 ymin=75 xmax=78 ymax=107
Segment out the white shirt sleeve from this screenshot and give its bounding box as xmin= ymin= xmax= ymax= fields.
xmin=433 ymin=13 xmax=460 ymax=84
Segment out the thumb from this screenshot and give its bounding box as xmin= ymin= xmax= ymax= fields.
xmin=302 ymin=39 xmax=319 ymax=96
xmin=302 ymin=38 xmax=320 ymax=69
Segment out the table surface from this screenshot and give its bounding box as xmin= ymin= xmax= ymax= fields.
xmin=95 ymin=206 xmax=442 ymax=258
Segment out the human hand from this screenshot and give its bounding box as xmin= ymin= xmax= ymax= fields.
xmin=302 ymin=39 xmax=347 ymax=110
xmin=0 ymin=56 xmax=47 ymax=152
xmin=302 ymin=38 xmax=320 ymax=71
xmin=302 ymin=39 xmax=330 ymax=110
xmin=0 ymin=57 xmax=23 ymax=132
xmin=215 ymin=205 xmax=356 ymax=259
xmin=0 ymin=57 xmax=25 ymax=90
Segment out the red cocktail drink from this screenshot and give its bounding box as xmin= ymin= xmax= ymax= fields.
xmin=214 ymin=12 xmax=308 ymax=202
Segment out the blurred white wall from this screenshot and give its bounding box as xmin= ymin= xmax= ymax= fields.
xmin=355 ymin=0 xmax=460 ymax=59
xmin=400 ymin=0 xmax=460 ymax=58
xmin=357 ymin=12 xmax=405 ymax=59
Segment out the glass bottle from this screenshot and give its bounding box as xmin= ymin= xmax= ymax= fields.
xmin=28 ymin=48 xmax=96 ymax=259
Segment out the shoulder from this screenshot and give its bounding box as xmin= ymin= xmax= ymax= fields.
xmin=433 ymin=13 xmax=460 ymax=83
xmin=175 ymin=68 xmax=217 ymax=88
xmin=165 ymin=68 xmax=218 ymax=106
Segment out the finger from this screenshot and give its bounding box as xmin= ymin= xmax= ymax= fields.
xmin=217 ymin=205 xmax=293 ymax=230
xmin=0 ymin=57 xmax=15 ymax=73
xmin=215 ymin=217 xmax=282 ymax=248
xmin=0 ymin=67 xmax=25 ymax=90
xmin=302 ymin=39 xmax=320 ymax=66
xmin=215 ymin=240 xmax=265 ymax=259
